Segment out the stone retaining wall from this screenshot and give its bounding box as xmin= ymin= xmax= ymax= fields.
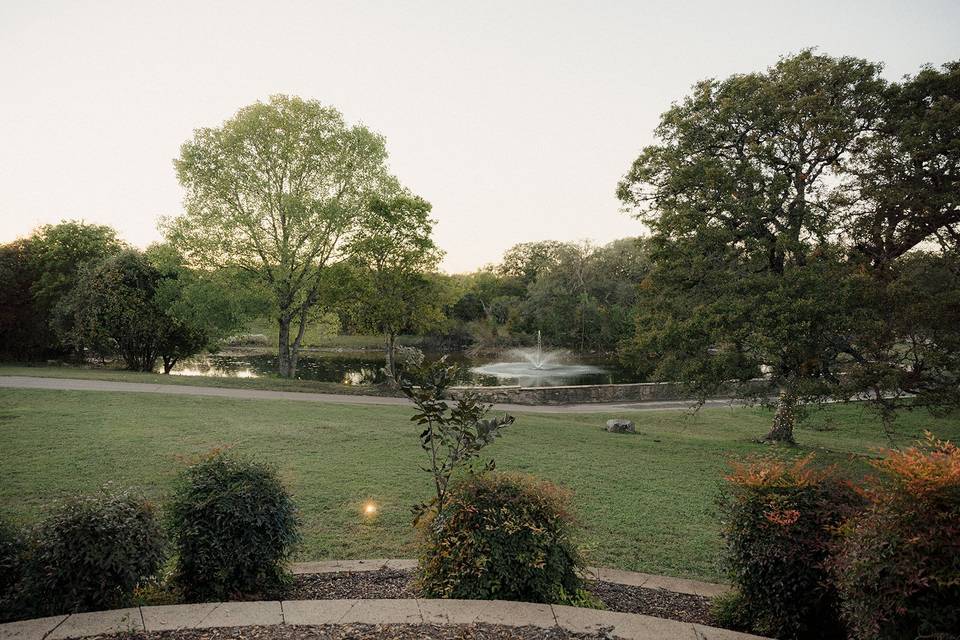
xmin=448 ymin=378 xmax=772 ymax=406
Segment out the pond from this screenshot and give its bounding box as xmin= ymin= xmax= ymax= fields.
xmin=169 ymin=351 xmax=643 ymax=387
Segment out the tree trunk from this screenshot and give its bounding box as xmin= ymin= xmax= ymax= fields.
xmin=278 ymin=316 xmax=294 ymax=378
xmin=764 ymin=390 xmax=797 ymax=443
xmin=162 ymin=356 xmax=177 ymax=374
xmin=386 ymin=332 xmax=397 ymax=379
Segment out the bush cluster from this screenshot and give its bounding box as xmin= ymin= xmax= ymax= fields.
xmin=0 ymin=488 xmax=167 ymax=622
xmin=833 ymin=434 xmax=960 ymax=640
xmin=417 ymin=472 xmax=592 ymax=606
xmin=0 ymin=452 xmax=302 ymax=623
xmin=166 ymin=451 xmax=301 ymax=601
xmin=718 ymin=455 xmax=862 ymax=639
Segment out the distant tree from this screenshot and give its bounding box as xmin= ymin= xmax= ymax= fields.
xmin=62 ymin=251 xmax=170 ymax=371
xmin=498 ymin=241 xmax=567 ymax=286
xmin=451 ymin=292 xmax=486 ymax=323
xmin=146 ymin=244 xmax=260 ymax=373
xmin=28 ymin=221 xmax=125 ymax=357
xmin=165 ymin=95 xmax=400 ymax=377
xmin=618 ymin=52 xmax=960 ymax=443
xmin=61 ymin=249 xmax=249 ymax=372
xmin=519 ymin=239 xmax=649 ymax=352
xmin=345 ymin=194 xmax=443 ymax=376
xmin=0 ymin=240 xmax=44 ymax=359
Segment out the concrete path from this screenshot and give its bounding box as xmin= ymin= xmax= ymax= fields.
xmin=0 ymin=599 xmax=767 ymax=640
xmin=0 ymin=376 xmax=743 ymax=414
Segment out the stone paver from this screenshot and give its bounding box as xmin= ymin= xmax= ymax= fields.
xmin=642 ymin=575 xmax=731 ymax=598
xmin=692 ymin=623 xmax=769 ymax=639
xmin=141 ymin=604 xmax=219 ymax=631
xmin=46 ymin=608 xmax=142 ymax=639
xmin=592 ymin=567 xmax=651 ymax=588
xmin=194 ymin=602 xmax=282 ymax=628
xmin=553 ymin=605 xmax=698 ymax=639
xmin=338 ymin=599 xmax=422 ymax=624
xmin=281 ymin=600 xmax=358 ymax=625
xmin=419 ymin=599 xmax=555 ymax=628
xmin=0 ymin=615 xmax=67 ymax=640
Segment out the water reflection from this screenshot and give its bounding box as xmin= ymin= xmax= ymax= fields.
xmin=169 ymin=352 xmax=638 ymax=387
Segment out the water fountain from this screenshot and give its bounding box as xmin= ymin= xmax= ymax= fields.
xmin=470 ymin=330 xmax=608 ymax=386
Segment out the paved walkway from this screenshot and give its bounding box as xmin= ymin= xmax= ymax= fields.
xmin=0 ymin=376 xmax=743 ymax=414
xmin=0 ymin=599 xmax=766 ymax=640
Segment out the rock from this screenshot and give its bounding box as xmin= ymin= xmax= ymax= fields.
xmin=605 ymin=418 xmax=635 ymax=434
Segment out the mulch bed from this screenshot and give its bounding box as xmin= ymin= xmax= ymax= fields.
xmin=99 ymin=625 xmax=613 ymax=639
xmin=290 ymin=570 xmax=714 ymax=626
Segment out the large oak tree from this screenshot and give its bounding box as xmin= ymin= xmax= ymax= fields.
xmin=165 ymin=95 xmax=407 ymax=377
xmin=618 ymin=52 xmax=960 ymax=442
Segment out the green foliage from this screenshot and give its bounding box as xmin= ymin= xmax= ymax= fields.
xmin=24 ymin=487 xmax=167 ymax=617
xmin=709 ymin=590 xmax=754 ymax=633
xmin=58 ymin=249 xmax=247 ymax=372
xmin=166 ymin=94 xmax=407 ymax=378
xmin=345 ymin=193 xmax=443 ymax=375
xmin=0 ymin=241 xmax=45 ymax=360
xmin=166 ymin=451 xmax=301 ymax=601
xmin=833 ymin=435 xmax=960 ymax=640
xmin=395 ymin=358 xmax=514 ymax=519
xmin=0 ymin=221 xmax=124 ymax=360
xmin=417 ymin=472 xmax=592 ymax=606
xmin=618 ymin=51 xmax=960 ymax=441
xmin=0 ymin=519 xmax=26 ymax=622
xmin=718 ymin=456 xmax=864 ymax=639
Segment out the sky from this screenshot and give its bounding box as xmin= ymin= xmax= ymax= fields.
xmin=1 ymin=1 xmax=958 ymax=273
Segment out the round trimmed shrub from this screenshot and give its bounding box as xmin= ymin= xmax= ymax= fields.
xmin=26 ymin=487 xmax=167 ymax=615
xmin=834 ymin=434 xmax=960 ymax=640
xmin=718 ymin=455 xmax=863 ymax=639
xmin=417 ymin=472 xmax=590 ymax=605
xmin=167 ymin=451 xmax=301 ymax=601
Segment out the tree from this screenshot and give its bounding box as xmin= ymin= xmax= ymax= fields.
xmin=146 ymin=244 xmax=259 ymax=373
xmin=61 ymin=249 xmax=248 ymax=373
xmin=165 ymin=95 xmax=400 ymax=377
xmin=27 ymin=221 xmax=125 ymax=357
xmin=0 ymin=240 xmax=44 ymax=359
xmin=618 ymin=52 xmax=960 ymax=442
xmin=62 ymin=251 xmax=170 ymax=371
xmin=345 ymin=194 xmax=443 ymax=376
xmin=498 ymin=241 xmax=568 ymax=286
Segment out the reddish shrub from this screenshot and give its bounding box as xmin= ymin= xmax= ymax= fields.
xmin=718 ymin=455 xmax=863 ymax=639
xmin=834 ymin=433 xmax=960 ymax=640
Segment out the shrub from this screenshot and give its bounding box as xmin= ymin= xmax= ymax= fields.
xmin=417 ymin=472 xmax=592 ymax=606
xmin=718 ymin=455 xmax=863 ymax=639
xmin=834 ymin=433 xmax=960 ymax=640
xmin=167 ymin=451 xmax=301 ymax=601
xmin=0 ymin=519 xmax=26 ymax=622
xmin=25 ymin=487 xmax=167 ymax=616
xmin=710 ymin=590 xmax=753 ymax=633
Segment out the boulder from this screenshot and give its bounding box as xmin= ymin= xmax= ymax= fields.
xmin=605 ymin=418 xmax=635 ymax=434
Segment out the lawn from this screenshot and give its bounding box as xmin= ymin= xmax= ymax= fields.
xmin=1 ymin=387 xmax=957 ymax=582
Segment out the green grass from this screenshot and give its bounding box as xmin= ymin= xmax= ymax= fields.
xmin=0 ymin=364 xmax=400 ymax=397
xmin=2 ymin=387 xmax=957 ymax=582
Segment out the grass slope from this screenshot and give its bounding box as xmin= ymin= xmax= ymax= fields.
xmin=0 ymin=388 xmax=956 ymax=581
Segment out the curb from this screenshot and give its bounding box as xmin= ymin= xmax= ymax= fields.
xmin=0 ymin=599 xmax=768 ymax=640
xmin=290 ymin=559 xmax=732 ymax=598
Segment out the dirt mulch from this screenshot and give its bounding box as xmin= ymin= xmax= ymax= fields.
xmin=290 ymin=570 xmax=714 ymax=626
xmin=97 ymin=624 xmax=613 ymax=640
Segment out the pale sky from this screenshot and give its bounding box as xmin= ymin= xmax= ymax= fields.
xmin=2 ymin=1 xmax=958 ymax=272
